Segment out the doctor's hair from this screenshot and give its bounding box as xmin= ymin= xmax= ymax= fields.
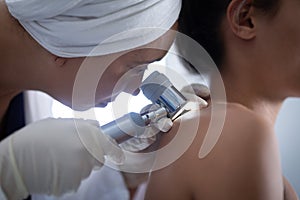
xmin=178 ymin=0 xmax=281 ymax=70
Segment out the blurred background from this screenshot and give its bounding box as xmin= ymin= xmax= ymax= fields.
xmin=275 ymin=98 xmax=300 ymax=196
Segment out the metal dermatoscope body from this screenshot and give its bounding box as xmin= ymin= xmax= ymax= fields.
xmin=100 ymin=71 xmax=187 ymax=144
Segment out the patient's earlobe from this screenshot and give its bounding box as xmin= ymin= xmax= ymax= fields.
xmin=227 ymin=0 xmax=256 ymax=40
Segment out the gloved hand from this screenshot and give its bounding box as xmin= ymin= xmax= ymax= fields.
xmin=0 ymin=118 xmax=123 ymax=200
xmin=180 ymin=83 xmax=210 ymax=105
xmin=119 ymin=104 xmax=172 ymax=152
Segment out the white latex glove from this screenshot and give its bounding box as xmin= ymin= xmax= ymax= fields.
xmin=0 ymin=118 xmax=123 ymax=200
xmin=180 ymin=83 xmax=210 ymax=107
xmin=119 ymin=104 xmax=172 ymax=153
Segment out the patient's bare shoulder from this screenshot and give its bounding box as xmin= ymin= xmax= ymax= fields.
xmin=145 ymin=103 xmax=284 ymax=200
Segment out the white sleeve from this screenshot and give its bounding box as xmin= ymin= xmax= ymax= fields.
xmin=5 ymin=0 xmax=83 ymax=20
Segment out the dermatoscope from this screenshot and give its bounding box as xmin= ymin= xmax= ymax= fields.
xmin=100 ymin=71 xmax=188 ymax=144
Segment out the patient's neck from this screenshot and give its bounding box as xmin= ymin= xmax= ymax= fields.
xmin=210 ymin=72 xmax=283 ymax=125
xmin=210 ymin=70 xmax=285 ymax=125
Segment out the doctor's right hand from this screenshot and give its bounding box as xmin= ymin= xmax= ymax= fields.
xmin=0 ymin=118 xmax=123 ymax=200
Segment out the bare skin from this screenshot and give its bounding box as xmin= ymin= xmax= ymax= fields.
xmin=145 ymin=0 xmax=300 ymax=199
xmin=0 ymin=1 xmax=55 ymax=120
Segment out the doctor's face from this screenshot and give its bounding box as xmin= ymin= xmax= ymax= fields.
xmin=71 ymin=23 xmax=178 ymax=110
xmin=95 ymin=48 xmax=168 ymax=107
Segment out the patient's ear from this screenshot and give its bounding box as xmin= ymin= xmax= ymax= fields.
xmin=227 ymin=0 xmax=256 ymax=40
xmin=54 ymin=56 xmax=67 ymax=67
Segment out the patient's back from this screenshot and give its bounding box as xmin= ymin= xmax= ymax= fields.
xmin=145 ymin=103 xmax=285 ymax=200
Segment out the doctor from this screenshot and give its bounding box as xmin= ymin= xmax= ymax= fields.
xmin=0 ymin=0 xmax=208 ymax=199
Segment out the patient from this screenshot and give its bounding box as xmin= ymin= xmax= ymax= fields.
xmin=145 ymin=0 xmax=299 ymax=199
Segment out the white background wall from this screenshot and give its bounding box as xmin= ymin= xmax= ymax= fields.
xmin=275 ymin=98 xmax=300 ymax=196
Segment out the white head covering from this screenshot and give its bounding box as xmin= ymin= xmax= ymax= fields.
xmin=5 ymin=0 xmax=181 ymax=57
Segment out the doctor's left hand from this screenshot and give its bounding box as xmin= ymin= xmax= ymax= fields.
xmin=0 ymin=118 xmax=123 ymax=200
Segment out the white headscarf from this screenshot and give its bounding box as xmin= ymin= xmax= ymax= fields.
xmin=5 ymin=0 xmax=181 ymax=57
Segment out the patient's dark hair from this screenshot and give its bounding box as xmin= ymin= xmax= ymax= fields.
xmin=178 ymin=0 xmax=281 ymax=70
